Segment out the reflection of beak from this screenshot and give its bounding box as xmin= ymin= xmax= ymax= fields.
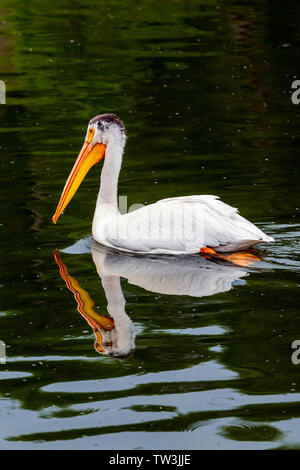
xmin=53 ymin=249 xmax=114 ymax=355
xmin=52 ymin=141 xmax=106 ymax=223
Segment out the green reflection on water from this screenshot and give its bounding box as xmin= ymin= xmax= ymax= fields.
xmin=0 ymin=0 xmax=300 ymax=450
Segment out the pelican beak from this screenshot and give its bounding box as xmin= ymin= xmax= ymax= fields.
xmin=52 ymin=140 xmax=106 ymax=223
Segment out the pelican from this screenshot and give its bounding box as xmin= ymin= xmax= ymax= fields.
xmin=52 ymin=113 xmax=274 ymax=255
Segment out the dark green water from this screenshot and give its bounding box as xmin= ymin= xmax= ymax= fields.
xmin=0 ymin=0 xmax=300 ymax=449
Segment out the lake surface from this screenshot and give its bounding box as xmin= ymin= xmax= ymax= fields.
xmin=0 ymin=0 xmax=300 ymax=450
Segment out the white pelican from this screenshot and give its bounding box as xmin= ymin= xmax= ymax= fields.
xmin=52 ymin=113 xmax=274 ymax=255
xmin=54 ymin=242 xmax=252 ymax=357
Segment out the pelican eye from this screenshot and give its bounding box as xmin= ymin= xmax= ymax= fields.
xmin=87 ymin=127 xmax=95 ymax=143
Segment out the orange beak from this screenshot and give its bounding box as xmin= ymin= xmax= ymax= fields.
xmin=52 ymin=140 xmax=106 ymax=223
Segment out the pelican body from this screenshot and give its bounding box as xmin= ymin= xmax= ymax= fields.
xmin=52 ymin=114 xmax=274 ymax=254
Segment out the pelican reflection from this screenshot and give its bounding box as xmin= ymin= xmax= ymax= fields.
xmin=54 ymin=242 xmax=260 ymax=357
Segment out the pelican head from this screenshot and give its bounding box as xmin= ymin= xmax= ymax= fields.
xmin=52 ymin=113 xmax=126 ymax=224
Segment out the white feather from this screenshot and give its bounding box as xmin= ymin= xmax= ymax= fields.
xmin=93 ymin=194 xmax=273 ymax=254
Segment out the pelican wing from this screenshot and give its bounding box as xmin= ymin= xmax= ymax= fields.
xmin=96 ymin=195 xmax=273 ymax=254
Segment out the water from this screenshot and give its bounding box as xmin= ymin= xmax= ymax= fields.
xmin=0 ymin=0 xmax=300 ymax=450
